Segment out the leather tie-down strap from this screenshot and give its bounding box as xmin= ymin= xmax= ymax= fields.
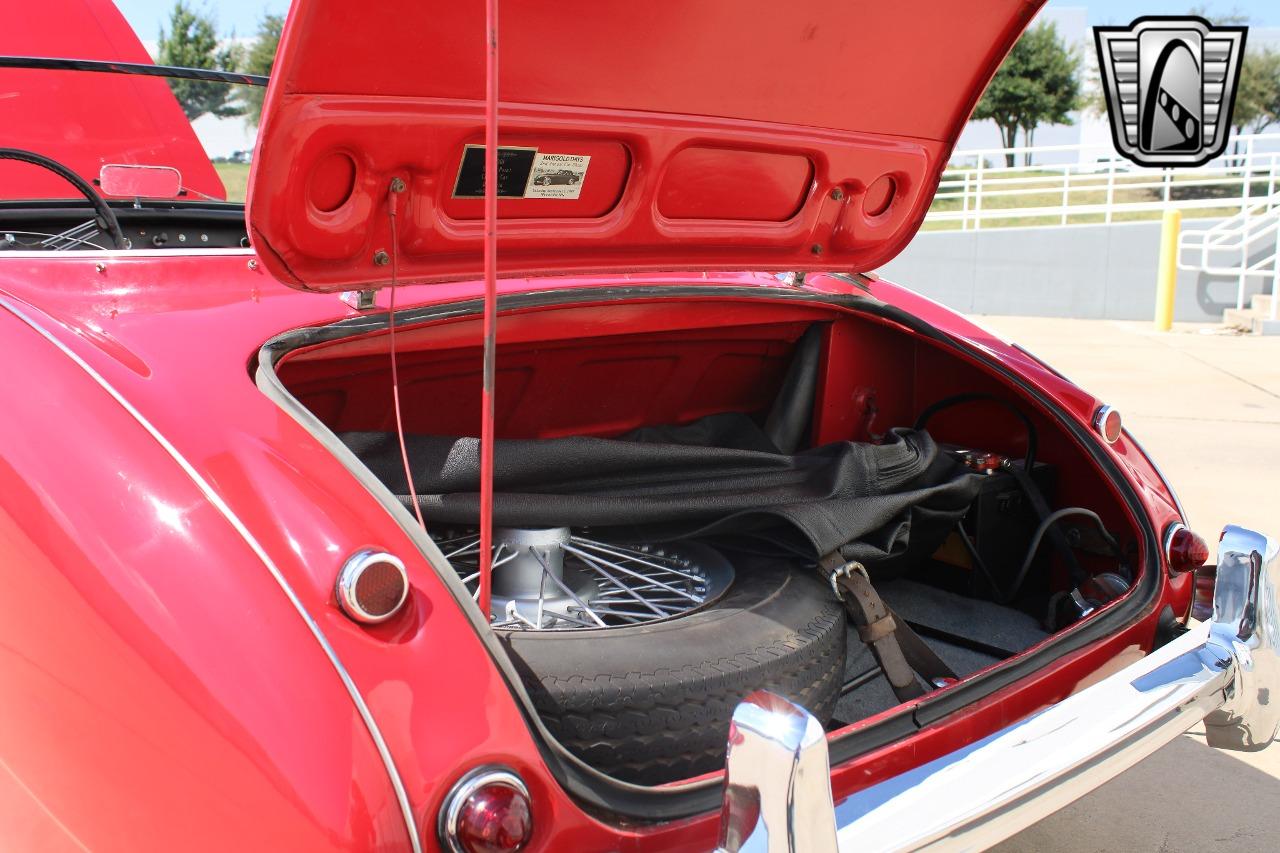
xmin=821 ymin=556 xmax=957 ymax=702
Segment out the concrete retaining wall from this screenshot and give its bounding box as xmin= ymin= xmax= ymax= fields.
xmin=875 ymin=219 xmax=1271 ymax=322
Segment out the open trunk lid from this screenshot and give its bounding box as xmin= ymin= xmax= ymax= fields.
xmin=247 ymin=0 xmax=1042 ymax=292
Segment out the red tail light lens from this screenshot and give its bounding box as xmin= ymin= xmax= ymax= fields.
xmin=1165 ymin=524 xmax=1210 ymax=574
xmin=441 ymin=769 xmax=532 ymax=853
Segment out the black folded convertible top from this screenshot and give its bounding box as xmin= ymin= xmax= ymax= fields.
xmin=343 ymin=413 xmax=982 ymax=574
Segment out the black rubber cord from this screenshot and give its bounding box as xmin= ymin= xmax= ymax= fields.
xmin=914 ymin=392 xmax=1038 ymax=469
xmin=1005 ymin=507 xmax=1122 ymax=604
xmin=955 ymin=518 xmax=1008 ymax=601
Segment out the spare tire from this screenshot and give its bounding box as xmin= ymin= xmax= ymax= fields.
xmin=501 ymin=554 xmax=847 ymax=785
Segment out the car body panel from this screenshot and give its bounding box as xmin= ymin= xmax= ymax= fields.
xmin=247 ymin=0 xmax=1042 ymax=292
xmin=0 ymin=0 xmax=1250 ymax=846
xmin=0 ymin=248 xmax=1191 ymax=848
xmin=0 ymin=0 xmax=225 ymax=201
xmin=0 ymin=298 xmax=405 ymax=850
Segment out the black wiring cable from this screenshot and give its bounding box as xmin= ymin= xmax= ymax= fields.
xmin=916 ymin=393 xmax=1100 ymax=588
xmin=955 ymin=519 xmax=1007 ymax=601
xmin=914 ymin=392 xmax=1038 ymax=469
xmin=1005 ymin=507 xmax=1122 ymax=605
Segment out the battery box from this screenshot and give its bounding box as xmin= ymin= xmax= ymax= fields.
xmin=931 ymin=448 xmax=1057 ymax=601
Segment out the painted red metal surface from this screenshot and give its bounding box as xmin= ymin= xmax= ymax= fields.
xmin=0 ymin=0 xmax=225 ymax=201
xmin=0 ymin=0 xmax=1203 ymax=846
xmin=0 ymin=295 xmax=406 ymax=850
xmin=247 ymin=0 xmax=1042 ymax=291
xmin=0 ymin=247 xmax=1188 ymax=849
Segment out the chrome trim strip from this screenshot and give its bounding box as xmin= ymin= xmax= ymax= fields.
xmin=0 ymin=55 xmax=268 ymax=86
xmin=1163 ymin=520 xmax=1189 ymax=575
xmin=1163 ymin=520 xmax=1187 ymax=554
xmin=0 ymin=295 xmax=423 ymax=852
xmin=719 ymin=524 xmax=1278 ymax=852
xmin=438 ymin=767 xmax=529 ymax=853
xmin=0 ymin=248 xmax=254 ymax=259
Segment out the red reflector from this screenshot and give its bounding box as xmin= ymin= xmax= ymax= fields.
xmin=456 ymin=783 xmax=531 ymax=853
xmin=1166 ymin=524 xmax=1210 ymax=574
xmin=335 ymin=549 xmax=409 ymax=624
xmin=1094 ymin=405 xmax=1123 ymax=444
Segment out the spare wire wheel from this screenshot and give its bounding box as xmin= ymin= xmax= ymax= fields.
xmin=430 ymin=526 xmax=733 ymax=629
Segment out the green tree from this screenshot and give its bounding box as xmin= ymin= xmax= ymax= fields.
xmin=972 ymin=22 xmax=1082 ymax=166
xmin=238 ymin=15 xmax=284 ymax=127
xmin=1231 ymin=47 xmax=1280 ymax=135
xmin=157 ymin=2 xmax=242 ymax=120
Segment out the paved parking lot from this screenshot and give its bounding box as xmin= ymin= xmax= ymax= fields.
xmin=980 ymin=317 xmax=1280 ymax=853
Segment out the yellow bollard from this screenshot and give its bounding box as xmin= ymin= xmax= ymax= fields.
xmin=1154 ymin=208 xmax=1181 ymax=331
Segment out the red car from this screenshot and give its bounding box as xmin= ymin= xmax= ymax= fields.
xmin=0 ymin=1 xmax=1275 ymax=851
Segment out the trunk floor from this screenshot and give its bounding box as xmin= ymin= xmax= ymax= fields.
xmin=833 ymin=578 xmax=1048 ymax=724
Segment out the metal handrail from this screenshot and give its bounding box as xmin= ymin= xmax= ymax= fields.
xmin=1177 ymin=192 xmax=1280 ymax=317
xmin=929 ymin=132 xmax=1280 ymax=232
xmin=930 ymin=132 xmax=1280 ymax=321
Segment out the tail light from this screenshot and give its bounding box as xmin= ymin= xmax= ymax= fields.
xmin=439 ymin=768 xmax=533 ymax=853
xmin=1165 ymin=523 xmax=1210 ymax=574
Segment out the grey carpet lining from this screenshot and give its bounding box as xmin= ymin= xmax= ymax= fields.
xmin=834 ymin=578 xmax=1049 ymax=724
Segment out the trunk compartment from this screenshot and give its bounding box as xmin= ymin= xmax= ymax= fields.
xmin=263 ymin=287 xmax=1147 ymax=791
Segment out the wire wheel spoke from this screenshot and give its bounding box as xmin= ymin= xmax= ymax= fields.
xmin=429 ymin=527 xmax=732 ymax=631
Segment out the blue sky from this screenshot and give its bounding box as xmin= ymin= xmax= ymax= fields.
xmin=116 ymin=1 xmax=1280 ymax=42
xmin=116 ymin=1 xmax=287 ymax=41
xmin=1050 ymin=1 xmax=1280 ymax=26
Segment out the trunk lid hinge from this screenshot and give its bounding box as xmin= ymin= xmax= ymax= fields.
xmin=341 ymin=288 xmax=379 ymax=311
xmin=774 ymin=270 xmax=876 ymax=292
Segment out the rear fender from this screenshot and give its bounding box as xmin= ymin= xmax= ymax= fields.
xmin=0 ymin=305 xmax=410 ymax=850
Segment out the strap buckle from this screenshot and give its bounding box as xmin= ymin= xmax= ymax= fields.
xmin=828 ymin=560 xmax=869 ymax=601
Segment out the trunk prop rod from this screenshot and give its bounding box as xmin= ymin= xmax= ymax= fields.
xmin=476 ymin=0 xmax=501 ymax=619
xmin=385 ymin=1 xmax=501 ymax=620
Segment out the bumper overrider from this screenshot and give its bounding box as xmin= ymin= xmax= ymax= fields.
xmin=716 ymin=524 xmax=1279 ymax=852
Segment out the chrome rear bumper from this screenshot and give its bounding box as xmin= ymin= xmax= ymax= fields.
xmin=717 ymin=524 xmax=1279 ymax=852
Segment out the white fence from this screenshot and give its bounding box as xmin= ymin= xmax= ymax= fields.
xmin=930 ymin=133 xmax=1280 ymax=231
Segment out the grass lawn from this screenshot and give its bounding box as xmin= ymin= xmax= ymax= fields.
xmin=213 ymin=163 xmax=250 ymax=202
